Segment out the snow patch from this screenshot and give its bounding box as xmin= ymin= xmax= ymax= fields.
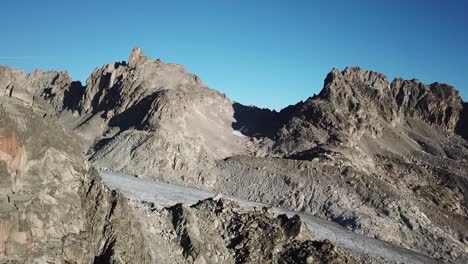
xmin=232 ymin=126 xmax=248 ymax=137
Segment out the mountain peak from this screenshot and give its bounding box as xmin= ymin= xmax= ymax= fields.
xmin=128 ymin=47 xmax=150 ymax=68
xmin=319 ymin=66 xmax=391 ymax=105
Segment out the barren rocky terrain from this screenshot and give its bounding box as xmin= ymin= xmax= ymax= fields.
xmin=101 ymin=171 xmax=438 ymax=264
xmin=1 ymin=48 xmax=467 ymax=263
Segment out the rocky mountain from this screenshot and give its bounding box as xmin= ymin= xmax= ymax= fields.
xmin=0 ymin=66 xmax=82 ymax=112
xmin=59 ymin=48 xmax=258 ymax=185
xmin=1 ymin=48 xmax=467 ymax=263
xmin=274 ymin=67 xmax=464 ymax=154
xmin=0 ymin=73 xmax=389 ymax=263
xmin=212 ymin=67 xmax=468 ymax=263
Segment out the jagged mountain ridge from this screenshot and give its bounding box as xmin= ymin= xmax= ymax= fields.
xmin=273 ymin=67 xmax=466 ymax=156
xmin=1 ymin=49 xmax=466 ymax=174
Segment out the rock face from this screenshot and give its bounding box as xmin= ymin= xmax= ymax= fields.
xmin=214 ymin=67 xmax=468 ymax=263
xmin=52 ymin=48 xmax=250 ymax=185
xmin=0 ymin=66 xmax=84 ymax=111
xmin=392 ymin=78 xmax=463 ymax=130
xmin=1 ymin=51 xmax=467 ymax=263
xmin=273 ymin=67 xmax=465 ymax=154
xmin=0 ymin=92 xmax=151 ymax=263
xmin=168 ymin=198 xmax=365 ymax=264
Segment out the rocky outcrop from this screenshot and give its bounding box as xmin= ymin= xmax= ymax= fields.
xmin=128 ymin=47 xmax=151 ymax=68
xmin=169 ymin=198 xmax=346 ymax=264
xmin=274 ymin=67 xmax=465 ymax=155
xmin=213 ymin=67 xmax=468 ymax=263
xmin=0 ymin=66 xmax=84 ymax=111
xmin=391 ymin=78 xmax=464 ymax=130
xmin=82 ymin=170 xmax=152 ymax=263
xmin=131 ymin=197 xmax=389 ymax=264
xmin=0 ymin=97 xmax=85 ymax=262
xmin=59 ymin=49 xmax=251 ymax=184
xmin=321 ymin=67 xmax=464 ymax=131
xmin=0 ymin=94 xmax=151 ymax=263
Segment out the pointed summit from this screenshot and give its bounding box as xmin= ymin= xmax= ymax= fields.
xmin=128 ymin=47 xmax=150 ymax=68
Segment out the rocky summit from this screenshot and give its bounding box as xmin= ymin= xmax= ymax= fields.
xmin=0 ymin=48 xmax=467 ymax=263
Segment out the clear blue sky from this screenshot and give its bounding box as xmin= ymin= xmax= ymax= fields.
xmin=1 ymin=0 xmax=467 ymax=110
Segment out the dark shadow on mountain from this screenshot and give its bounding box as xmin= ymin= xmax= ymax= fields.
xmin=231 ymin=102 xmax=280 ymax=139
xmin=86 ymin=62 xmax=127 ymax=114
xmin=90 ymin=91 xmax=163 ymax=153
xmin=285 ymin=146 xmax=332 ymax=161
xmin=108 ymin=91 xmax=161 ymax=130
xmin=93 ymin=238 xmax=115 ymax=264
xmin=455 ymin=102 xmax=468 ymax=140
xmin=91 ymin=136 xmax=115 ymax=154
xmin=41 ymin=87 xmax=55 ymax=100
xmin=91 ymin=73 xmax=122 ymax=113
xmin=62 ymin=81 xmax=85 ymax=111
